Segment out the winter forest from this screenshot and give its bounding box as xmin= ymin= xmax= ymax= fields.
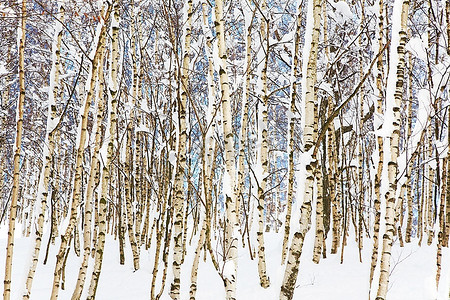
xmin=0 ymin=0 xmax=450 ymax=299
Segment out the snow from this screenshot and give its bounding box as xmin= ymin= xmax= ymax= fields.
xmin=329 ymin=1 xmax=354 ymax=25
xmin=0 ymin=3 xmax=15 ymax=18
xmin=135 ymin=124 xmax=150 ymax=133
xmin=318 ymin=82 xmax=333 ymax=96
xmin=406 ymin=36 xmax=428 ymax=62
xmin=428 ymin=158 xmax=437 ymax=170
xmin=222 ymin=259 xmax=236 ymax=281
xmin=410 ymin=89 xmax=430 ymax=147
xmin=141 ymin=97 xmax=150 ymax=114
xmin=222 ymin=170 xmax=233 ymax=199
xmin=376 ymin=0 xmax=404 ymax=139
xmin=300 ymin=0 xmax=314 ymax=131
xmin=373 ymin=110 xmax=383 ymax=132
xmin=89 ymin=21 xmax=104 ymax=60
xmin=366 ymin=4 xmax=379 ymax=16
xmin=0 ymin=61 xmax=7 ymax=75
xmin=111 ymin=11 xmax=120 ymax=29
xmin=333 ymin=1 xmax=353 ymax=20
xmin=273 ymin=30 xmax=294 ymax=46
xmin=168 ymin=150 xmax=177 ymax=166
xmin=1 ymin=226 xmax=448 ymax=299
xmin=212 ymin=36 xmax=221 ymax=76
xmin=290 ymin=150 xmax=313 ymax=236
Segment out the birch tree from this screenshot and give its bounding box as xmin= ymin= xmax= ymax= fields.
xmin=3 ymin=1 xmax=26 ymax=299
xmin=375 ymin=0 xmax=409 ymax=298
xmin=50 ymin=4 xmax=111 ymax=298
xmin=214 ymin=0 xmax=239 ymax=298
xmin=23 ymin=3 xmax=64 ymax=298
xmin=170 ymin=0 xmax=193 ymax=298
xmin=255 ymin=0 xmax=270 ymax=288
xmin=280 ymin=0 xmax=321 ymax=298
xmin=0 ymin=0 xmax=449 ymax=299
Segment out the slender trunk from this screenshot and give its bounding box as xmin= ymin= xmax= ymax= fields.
xmin=72 ymin=36 xmax=107 ymax=300
xmin=418 ymin=152 xmax=425 ymax=245
xmin=312 ymin=157 xmax=324 ymax=263
xmin=255 ymin=0 xmax=270 ymax=287
xmin=170 ymin=0 xmax=192 ymax=298
xmin=446 ymin=0 xmax=450 ymax=55
xmin=214 ymin=0 xmax=239 ymax=298
xmin=3 ymin=1 xmax=26 ymax=299
xmin=282 ymin=0 xmax=302 ymax=264
xmin=405 ymin=46 xmax=413 ymax=243
xmin=280 ymin=0 xmax=321 ymax=298
xmin=376 ymin=0 xmax=409 ymax=298
xmin=23 ymin=4 xmax=63 ymax=298
xmin=322 ymin=0 xmax=341 ymax=257
xmin=189 ymin=218 xmax=206 ymax=300
xmin=426 ymin=124 xmax=435 ymax=245
xmin=436 ymin=158 xmax=447 ymax=287
xmin=369 ymin=0 xmax=384 ymax=289
xmin=357 ymin=3 xmax=366 ymax=262
xmin=50 ymin=5 xmax=111 ymax=298
xmin=236 ymin=1 xmax=254 ymax=244
xmin=124 ymin=0 xmax=140 ymax=271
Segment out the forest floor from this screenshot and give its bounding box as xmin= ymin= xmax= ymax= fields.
xmin=1 ymin=224 xmax=449 ymax=299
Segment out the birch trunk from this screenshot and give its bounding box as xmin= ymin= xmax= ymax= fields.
xmin=376 ymin=0 xmax=409 ymax=298
xmin=369 ymin=0 xmax=385 ymax=289
xmin=236 ymin=1 xmax=254 ymax=240
xmin=255 ymin=0 xmax=270 ymax=287
xmin=50 ymin=5 xmax=111 ymax=298
xmin=312 ymin=157 xmax=324 ymax=263
xmin=282 ymin=0 xmax=302 ymax=264
xmin=405 ymin=48 xmax=413 ymax=243
xmin=214 ymin=0 xmax=239 ymax=298
xmin=3 ymin=1 xmax=26 ymax=298
xmin=23 ymin=4 xmax=64 ymax=298
xmin=322 ymin=0 xmax=341 ymax=256
xmin=436 ymin=158 xmax=447 ymax=287
xmin=280 ymin=0 xmax=321 ymax=298
xmin=124 ymin=0 xmax=140 ymax=271
xmin=86 ymin=55 xmax=113 ymax=296
xmin=189 ymin=3 xmax=222 ymax=297
xmin=72 ymin=34 xmax=107 ymax=300
xmin=170 ymin=0 xmax=192 ymax=298
xmin=426 ymin=124 xmax=435 ymax=245
xmin=357 ymin=3 xmax=366 ymax=262
xmin=445 ymin=159 xmax=450 ymax=248
xmin=447 ymin=1 xmax=450 ymax=55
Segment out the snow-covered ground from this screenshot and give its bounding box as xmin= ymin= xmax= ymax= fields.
xmin=0 ymin=224 xmax=449 ymax=299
